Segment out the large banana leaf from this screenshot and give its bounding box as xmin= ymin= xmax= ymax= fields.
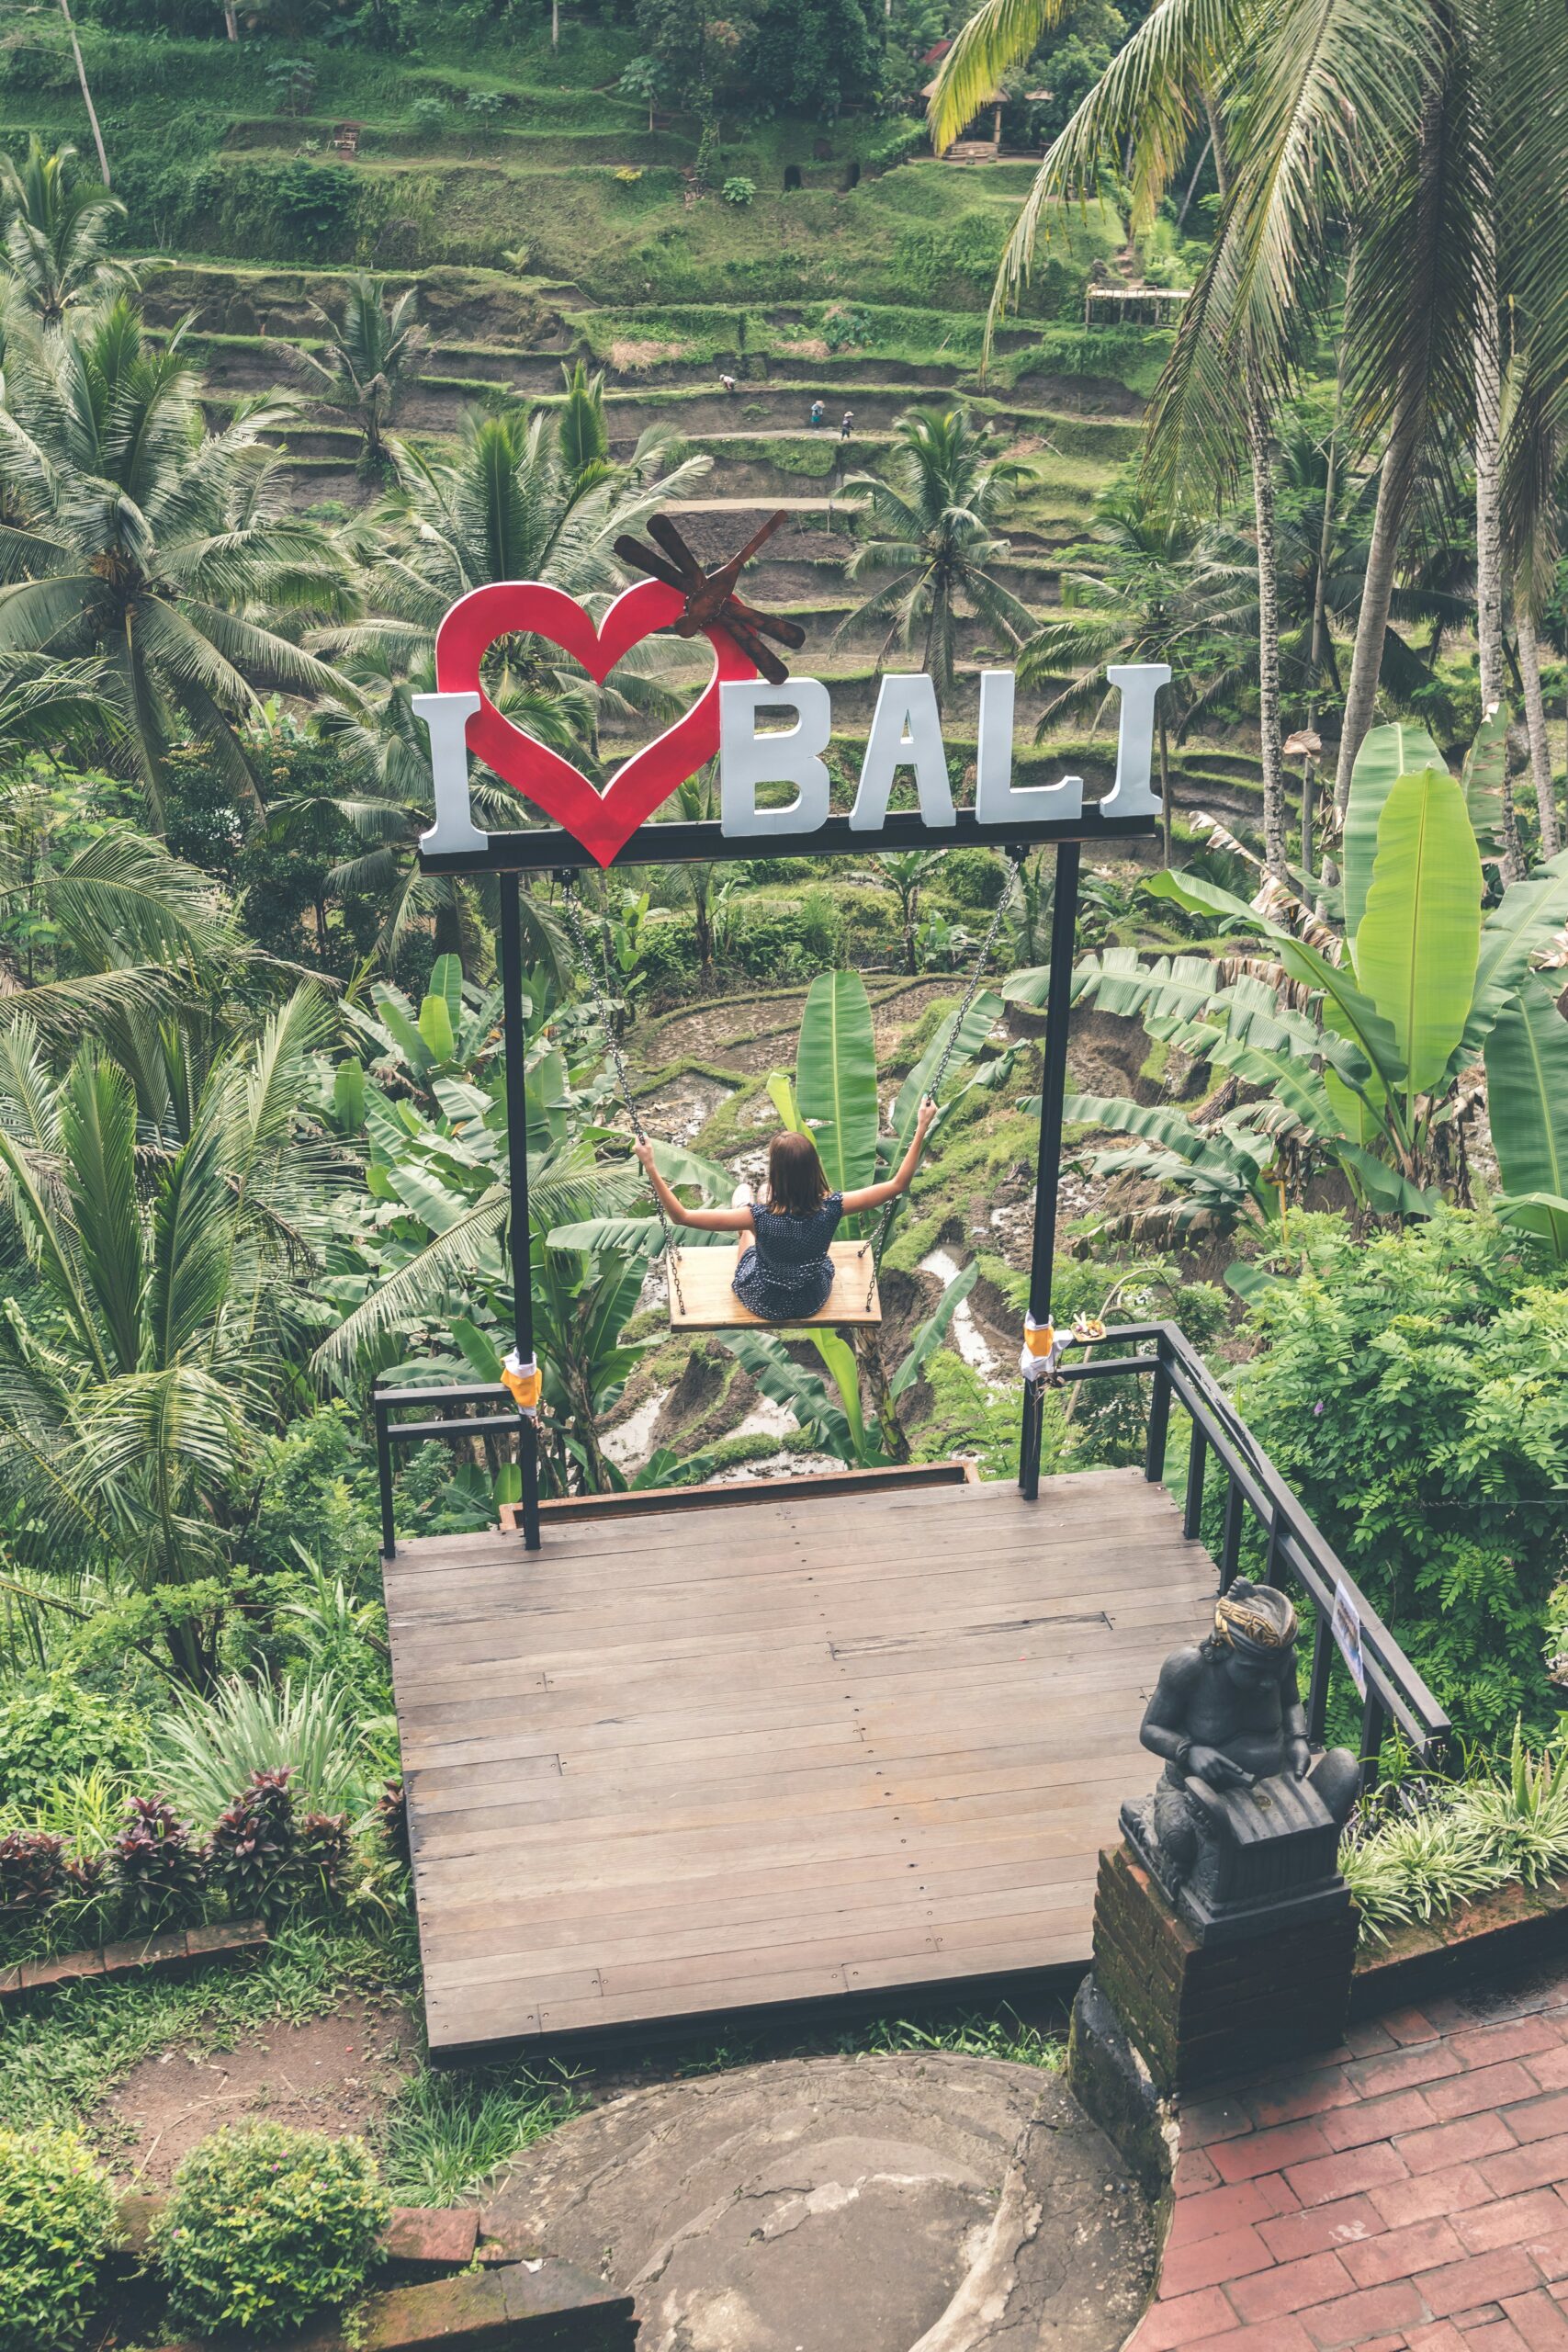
xmin=720 ymin=1328 xmax=853 ymax=1459
xmin=1456 ymin=863 xmax=1568 ymax=1069
xmin=547 ymin=1214 xmax=728 ymax=1253
xmin=1276 ymin=937 xmax=1405 ymax=1093
xmin=1141 ymin=868 xmax=1270 ymax=933
xmin=1343 ymin=720 xmax=1445 ymax=944
xmin=1354 ymin=767 xmax=1482 ymax=1099
xmin=892 ymin=990 xmax=1001 ymax=1140
xmin=795 ymin=970 xmax=879 ymax=1212
xmin=1062 ymin=1092 xmax=1216 ymax=1165
xmin=1461 ymin=705 xmax=1510 ymax=861
xmin=809 ymin=1329 xmax=869 ymax=1460
xmin=1484 ymin=976 xmax=1568 ymax=1258
xmin=891 ymin=1260 xmax=979 ymax=1399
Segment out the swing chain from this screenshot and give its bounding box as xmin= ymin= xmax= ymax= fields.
xmin=869 ymin=851 xmax=1022 ymax=1274
xmin=557 ymin=877 xmax=687 ymax=1315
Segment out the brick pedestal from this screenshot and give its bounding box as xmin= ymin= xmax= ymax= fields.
xmin=1092 ymin=1842 xmax=1358 ymax=2096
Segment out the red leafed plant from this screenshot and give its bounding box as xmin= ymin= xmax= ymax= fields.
xmin=0 ymin=1830 xmax=67 ymax=1915
xmin=111 ymin=1797 xmax=206 ymax=1924
xmin=208 ymin=1769 xmax=298 ymax=1917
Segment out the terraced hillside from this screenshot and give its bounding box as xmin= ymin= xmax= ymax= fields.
xmin=7 ymin=2 xmax=1261 ymax=831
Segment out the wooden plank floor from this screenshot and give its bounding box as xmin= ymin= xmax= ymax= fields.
xmin=383 ymin=1468 xmax=1218 ymax=2054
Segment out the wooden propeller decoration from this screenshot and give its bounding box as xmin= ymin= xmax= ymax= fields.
xmin=613 ymin=510 xmax=806 ymax=686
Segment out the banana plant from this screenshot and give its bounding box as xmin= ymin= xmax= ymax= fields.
xmin=1075 ymin=719 xmax=1568 ymax=1212
xmin=722 ymin=1262 xmax=981 ymax=1466
xmin=1486 ymin=974 xmax=1568 ymax=1261
xmin=1060 ymin=1093 xmax=1286 ymax=1239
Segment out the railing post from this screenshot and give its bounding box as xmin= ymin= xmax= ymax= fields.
xmin=1262 ymin=1500 xmax=1283 ymax=1587
xmin=1143 ymin=1344 xmax=1171 ymax=1484
xmin=1359 ymin=1689 xmax=1389 ymax=1795
xmin=1219 ymin=1471 xmax=1243 ymax=1591
xmin=1183 ymin=1417 xmax=1207 ymax=1540
xmin=1307 ymin=1613 xmax=1333 ymax=1749
xmin=1019 ymin=839 xmax=1081 ymax=1502
xmin=499 ymin=876 xmax=542 ymax=1553
xmin=374 ymin=1393 xmax=396 ymax=1561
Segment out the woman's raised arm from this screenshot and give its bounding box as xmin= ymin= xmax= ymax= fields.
xmin=635 ymin=1139 xmax=753 ymax=1232
xmin=841 ymin=1097 xmax=937 ymax=1215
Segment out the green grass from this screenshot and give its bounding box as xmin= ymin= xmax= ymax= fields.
xmin=841 ymin=2006 xmax=1064 ymax=2067
xmin=0 ymin=1923 xmax=416 ymax=2142
xmin=379 ymin=2064 xmax=587 ymax=2205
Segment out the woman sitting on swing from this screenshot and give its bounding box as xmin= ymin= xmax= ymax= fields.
xmin=635 ymin=1099 xmax=938 ymax=1322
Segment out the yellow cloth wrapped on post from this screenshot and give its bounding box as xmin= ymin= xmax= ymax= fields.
xmin=502 ymin=1351 xmax=541 ymax=1417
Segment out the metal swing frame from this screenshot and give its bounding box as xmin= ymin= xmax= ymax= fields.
xmin=379 ymin=794 xmax=1153 ymax=1556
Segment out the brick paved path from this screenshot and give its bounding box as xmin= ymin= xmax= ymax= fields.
xmin=1126 ymin=1962 xmax=1568 ymax=2351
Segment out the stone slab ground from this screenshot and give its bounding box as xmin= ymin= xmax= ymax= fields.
xmin=483 ymin=2050 xmax=1152 ymax=2352
xmin=1130 ymin=1953 xmax=1568 ymax=2351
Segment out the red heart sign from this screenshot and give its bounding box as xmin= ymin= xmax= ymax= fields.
xmin=434 ymin=579 xmax=758 ymax=866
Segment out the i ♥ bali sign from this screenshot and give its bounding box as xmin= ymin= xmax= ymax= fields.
xmin=427 ymin=578 xmax=756 ymax=866
xmin=414 ymin=579 xmax=1170 ymax=865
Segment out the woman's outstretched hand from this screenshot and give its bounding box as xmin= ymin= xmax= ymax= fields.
xmin=915 ymin=1096 xmax=937 ymax=1141
xmin=634 ymin=1137 xmax=656 ymax=1173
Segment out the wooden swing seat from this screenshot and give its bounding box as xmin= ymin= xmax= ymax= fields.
xmin=670 ymin=1239 xmax=883 ymax=1331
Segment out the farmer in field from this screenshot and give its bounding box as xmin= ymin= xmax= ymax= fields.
xmin=840 ymin=408 xmax=854 ymax=441
xmin=809 ymin=399 xmax=826 ymax=427
xmin=636 ymin=1102 xmax=937 ymax=1321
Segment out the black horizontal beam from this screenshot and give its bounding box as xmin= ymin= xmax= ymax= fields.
xmin=375 ymin=1382 xmax=510 ymax=1409
xmin=417 ymin=804 xmax=1159 ymax=875
xmin=384 ymin=1413 xmax=523 ymax=1443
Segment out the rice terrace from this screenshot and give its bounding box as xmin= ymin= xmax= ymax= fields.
xmin=2 ymin=2 xmax=1568 ymax=2348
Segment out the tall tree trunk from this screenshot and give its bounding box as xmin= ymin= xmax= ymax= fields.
xmin=1518 ymin=608 xmax=1562 ymax=858
xmin=550 ymin=0 xmax=559 ymax=44
xmin=57 ymin=0 xmax=109 ymax=186
xmin=223 ymin=3 xmax=237 ymax=33
xmin=1247 ymin=387 xmax=1287 ymax=876
xmin=1176 ymin=132 xmax=1213 ymax=232
xmin=1334 ymin=78 xmax=1447 ymax=810
xmin=1474 ymin=228 xmax=1506 ymax=705
xmin=1472 ymin=208 xmax=1524 ymax=876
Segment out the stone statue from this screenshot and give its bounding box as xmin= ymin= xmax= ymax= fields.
xmin=1121 ymin=1580 xmax=1360 ymax=1943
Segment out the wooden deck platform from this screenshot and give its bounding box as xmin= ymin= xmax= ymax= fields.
xmin=383 ymin=1466 xmax=1219 ymax=2055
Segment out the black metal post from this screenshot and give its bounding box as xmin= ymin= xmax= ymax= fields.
xmin=1183 ymin=1418 xmax=1207 ymax=1541
xmin=1019 ymin=840 xmax=1082 ymax=1500
xmin=499 ymin=876 xmax=542 ymax=1552
xmin=1307 ymin=1615 xmax=1333 ymax=1749
xmin=1219 ymin=1470 xmax=1243 ymax=1590
xmin=374 ymin=1394 xmax=395 ymax=1560
xmin=1143 ymin=1352 xmax=1171 ymax=1483
xmin=1359 ymin=1689 xmax=1388 ymax=1794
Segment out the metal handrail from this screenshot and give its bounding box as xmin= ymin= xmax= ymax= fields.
xmin=1057 ymin=1321 xmax=1451 ymax=1785
xmin=372 ymin=1382 xmax=525 ymax=1560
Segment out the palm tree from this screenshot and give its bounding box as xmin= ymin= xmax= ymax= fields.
xmin=1016 ymin=483 xmax=1239 ymax=864
xmin=868 ymin=849 xmax=942 ymax=973
xmin=930 ymin=0 xmax=1568 ymax=825
xmin=288 ymin=640 xmax=587 ymax=971
xmin=0 ymin=988 xmax=343 ymax=1682
xmin=0 ymin=137 xmax=131 ymax=324
xmin=287 ymin=274 xmax=425 ymax=474
xmin=338 ymin=401 xmax=712 ymax=762
xmin=838 ymin=407 xmax=1039 ymax=708
xmin=0 ymin=764 xmax=245 ymax=1044
xmin=0 ymin=300 xmax=355 ymax=815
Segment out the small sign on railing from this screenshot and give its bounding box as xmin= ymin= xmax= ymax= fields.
xmin=1331 ymin=1578 xmax=1367 ymax=1698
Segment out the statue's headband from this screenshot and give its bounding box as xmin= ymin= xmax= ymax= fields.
xmin=1214 ymin=1583 xmax=1297 ymax=1659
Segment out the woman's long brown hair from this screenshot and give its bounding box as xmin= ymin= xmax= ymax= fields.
xmin=766 ymin=1129 xmax=829 ymax=1215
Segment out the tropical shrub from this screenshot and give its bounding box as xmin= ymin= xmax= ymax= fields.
xmin=150 ymin=1676 xmax=366 ymax=1826
xmin=1230 ymin=1212 xmax=1568 ymax=1742
xmin=722 ymin=175 xmax=757 ymax=206
xmin=0 ymin=2130 xmax=114 ymax=2352
xmin=1087 ymin=717 xmax=1568 ymax=1218
xmin=155 ymin=2124 xmax=388 ymax=2343
xmin=1345 ymin=1729 xmax=1568 ymax=1940
xmin=409 ymin=94 xmax=446 ymax=131
xmin=0 ymin=1831 xmax=68 ymax=1917
xmin=0 ymin=1680 xmax=144 ymax=1814
xmin=111 ymin=1797 xmax=205 ymax=1928
xmin=207 ymin=1770 xmax=299 ymax=1920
